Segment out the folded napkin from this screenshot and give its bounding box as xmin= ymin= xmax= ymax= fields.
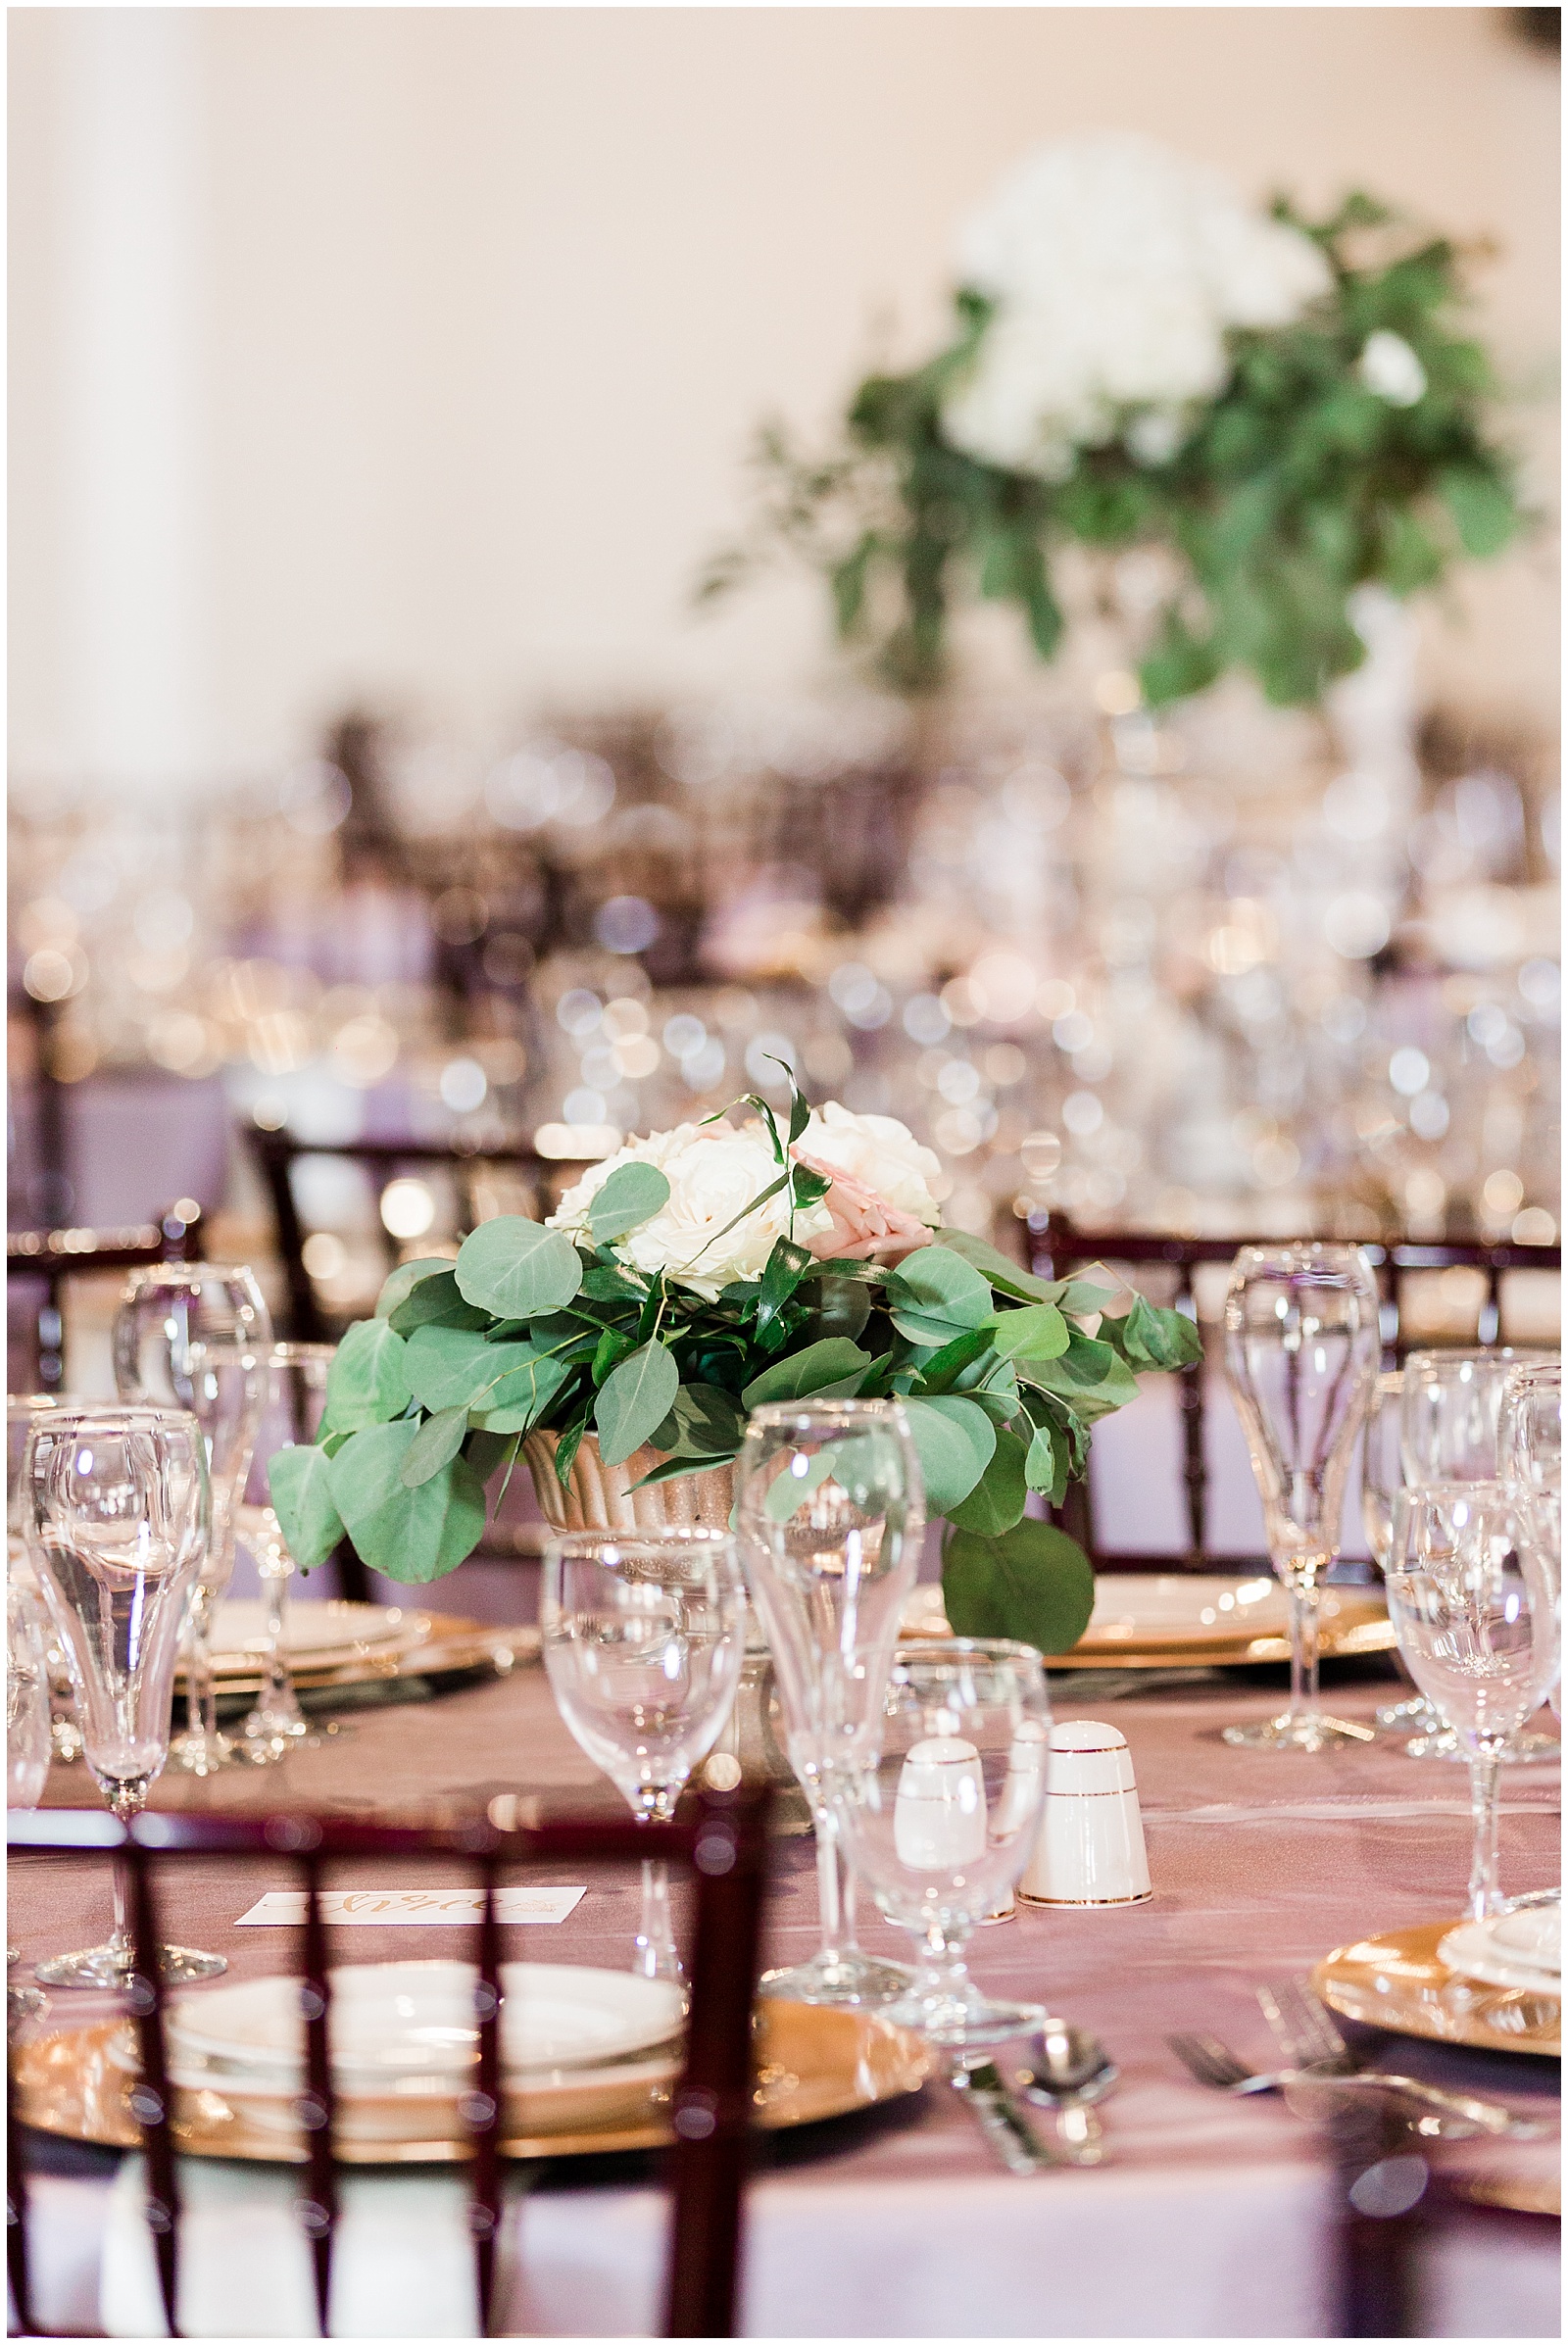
xmin=101 ymin=2156 xmax=527 ymax=2338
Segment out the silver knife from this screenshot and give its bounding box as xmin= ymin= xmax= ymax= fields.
xmin=949 ymin=2059 xmax=1059 ymax=2173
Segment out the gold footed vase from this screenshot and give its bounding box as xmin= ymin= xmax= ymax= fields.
xmin=522 ymin=1431 xmax=809 ymax=1828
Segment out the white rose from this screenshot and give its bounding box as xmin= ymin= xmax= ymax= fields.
xmin=1357 ymin=330 xmax=1428 ymax=408
xmin=548 ymin=1121 xmax=832 ymax=1298
xmin=796 ymin=1103 xmax=944 ymax=1226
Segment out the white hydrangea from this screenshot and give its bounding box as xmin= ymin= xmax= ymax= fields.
xmin=940 ymin=134 xmax=1333 ymax=478
xmin=1357 ymin=330 xmax=1428 ymax=408
xmin=548 ymin=1121 xmax=833 ymax=1299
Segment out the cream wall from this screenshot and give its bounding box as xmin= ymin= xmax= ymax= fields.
xmin=9 ymin=6 xmax=1560 ymax=786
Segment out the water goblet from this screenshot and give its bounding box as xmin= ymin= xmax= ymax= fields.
xmin=734 ymin=1398 xmax=924 ymax=2007
xmin=22 ymin=1404 xmax=225 ymax=1985
xmin=831 ymin=1638 xmax=1051 ymax=2049
xmin=113 ymin=1263 xmax=272 ymax=1775
xmin=8 ymin=1396 xmax=84 ymax=1764
xmin=1501 ymin=1361 xmax=1562 ymax=1722
xmin=542 ymin=1528 xmax=747 ymax=1982
xmin=237 ymin=1342 xmax=339 ymax=1760
xmin=1222 ymin=1244 xmax=1382 ymax=1752
xmin=1401 ymin=1347 xmax=1558 ymax=1486
xmin=1386 ymin=1484 xmax=1557 ymax=1919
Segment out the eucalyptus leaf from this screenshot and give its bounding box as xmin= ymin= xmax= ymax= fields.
xmin=587 ymin=1162 xmax=671 ymax=1245
xmin=986 ymin=1303 xmax=1069 ymax=1362
xmin=595 ymin=1341 xmax=681 ymax=1467
xmin=1020 ymin=1332 xmax=1142 ymax=1421
xmin=884 ymin=1246 xmax=995 ymax=1346
xmin=741 ymin=1340 xmax=872 ymax=1410
xmin=267 ymin=1443 xmax=344 ymax=1573
xmin=942 ymin=1520 xmax=1096 ymax=1655
xmin=374 ymin=1258 xmax=456 ymax=1320
xmin=400 ymin=1405 xmax=470 ymax=1489
xmin=405 ymin=1327 xmax=541 ymax=1415
xmin=455 ymin=1217 xmax=582 ymax=1319
xmin=321 ymin=1320 xmax=413 ymax=1433
xmin=762 ymin=1446 xmax=843 ymax=1524
xmin=329 ymin=1421 xmax=487 ymax=1585
xmin=388 ymin=1270 xmax=491 ymax=1338
xmin=1024 ymin=1421 xmax=1068 ymax=1506
xmin=648 ymin=1383 xmax=748 ymax=1459
xmin=945 ymin=1427 xmax=1029 ymax=1535
xmin=933 ymin=1229 xmax=1065 ymax=1307
xmin=468 ymin=1355 xmax=571 ymax=1435
xmin=902 ymin=1394 xmax=996 ymax=1514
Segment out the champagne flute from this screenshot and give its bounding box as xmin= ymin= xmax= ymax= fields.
xmin=1359 ymin=1371 xmax=1441 ymax=1736
xmin=113 ymin=1264 xmax=272 ymax=1775
xmin=1501 ymin=1360 xmax=1562 ymax=1724
xmin=9 ymin=1395 xmax=84 ymax=1764
xmin=22 ymin=1405 xmax=225 ymax=1986
xmin=1222 ymin=1244 xmax=1381 ymax=1752
xmin=831 ymin=1639 xmax=1050 ymax=2048
xmin=735 ymin=1398 xmax=923 ymax=2006
xmin=237 ymin=1342 xmax=338 ymax=1760
xmin=1386 ymin=1484 xmax=1557 ymax=1919
xmin=6 ymin=1576 xmax=53 ymax=2027
xmin=542 ymin=1528 xmax=746 ymax=1982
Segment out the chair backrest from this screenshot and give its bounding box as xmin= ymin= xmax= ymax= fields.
xmin=7 ymin=1786 xmax=770 ymax=2340
xmin=1028 ymin=1214 xmax=1562 ymax=1571
xmin=245 ymin=1131 xmax=596 ymax=1343
xmin=5 ymin=1206 xmax=206 ymax=1393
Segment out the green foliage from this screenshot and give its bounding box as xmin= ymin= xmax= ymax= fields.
xmin=322 ymin=1076 xmax=1200 ymax=1629
xmin=700 ymin=193 xmax=1523 ymax=708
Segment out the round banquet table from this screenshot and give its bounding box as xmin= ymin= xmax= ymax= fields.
xmin=9 ymin=1657 xmax=1560 ymax=2340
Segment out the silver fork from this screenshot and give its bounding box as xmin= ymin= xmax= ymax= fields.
xmin=1167 ymin=2027 xmax=1553 ymax=2140
xmin=1255 ymin=1978 xmax=1353 ymax=2072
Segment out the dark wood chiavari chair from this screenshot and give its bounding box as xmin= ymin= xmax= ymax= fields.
xmin=6 ymin=1205 xmax=206 ymax=1394
xmin=7 ymin=1785 xmax=770 ymax=2340
xmin=1027 ymin=1215 xmax=1562 ymax=1573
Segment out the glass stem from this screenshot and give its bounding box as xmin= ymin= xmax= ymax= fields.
xmin=185 ymin=1584 xmax=211 ymax=1742
xmin=1467 ymin=1745 xmax=1503 ymax=1921
xmin=634 ymin=1858 xmax=679 ymax=1983
xmin=108 ymin=1783 xmax=145 ymax=1965
xmin=814 ymin=1807 xmax=843 ymax=1965
xmin=1289 ymin=1584 xmax=1322 ymax=1727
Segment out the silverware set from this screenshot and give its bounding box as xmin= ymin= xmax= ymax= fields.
xmin=949 ymin=2021 xmax=1118 ymax=2172
xmin=1169 ymin=1978 xmax=1555 ymax=2143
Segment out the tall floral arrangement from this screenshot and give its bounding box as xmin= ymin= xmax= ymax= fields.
xmin=270 ymin=1081 xmax=1200 ymax=1652
xmin=703 ymin=134 xmax=1523 ymax=707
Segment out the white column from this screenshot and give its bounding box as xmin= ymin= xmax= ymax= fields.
xmin=58 ymin=8 xmax=208 ymax=790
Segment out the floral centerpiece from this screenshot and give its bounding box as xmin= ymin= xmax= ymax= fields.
xmin=270 ymin=1080 xmax=1200 ymax=1651
xmin=703 ymin=133 xmax=1523 ymax=707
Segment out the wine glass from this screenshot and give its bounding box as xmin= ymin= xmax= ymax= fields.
xmin=1222 ymin=1244 xmax=1382 ymax=1752
xmin=1501 ymin=1360 xmax=1562 ymax=1723
xmin=113 ymin=1264 xmax=272 ymax=1775
xmin=734 ymin=1398 xmax=923 ymax=2007
xmin=1359 ymin=1371 xmax=1441 ymax=1736
xmin=237 ymin=1342 xmax=338 ymax=1761
xmin=21 ymin=1404 xmax=225 ymax=1986
xmin=1401 ymin=1347 xmax=1558 ymax=1485
xmin=9 ymin=1395 xmax=84 ymax=1765
xmin=7 ymin=1576 xmax=53 ymax=2027
xmin=1386 ymin=1484 xmax=1557 ymax=1919
xmin=541 ymin=1528 xmax=747 ymax=1982
xmin=831 ymin=1639 xmax=1050 ymax=2048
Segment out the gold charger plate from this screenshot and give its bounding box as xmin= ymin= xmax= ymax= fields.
xmin=193 ymin=1617 xmax=540 ymax=1700
xmin=902 ymin=1584 xmax=1393 ymax=1670
xmin=12 ymin=2000 xmax=930 ymax=2167
xmin=1312 ymin=1921 xmax=1562 ymax=2058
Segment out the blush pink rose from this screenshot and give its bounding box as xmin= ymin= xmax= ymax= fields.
xmin=794 ymin=1150 xmax=938 ymax=1266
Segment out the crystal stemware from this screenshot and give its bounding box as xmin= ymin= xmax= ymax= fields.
xmin=1386 ymin=1483 xmax=1557 ymax=1919
xmin=832 ymin=1638 xmax=1051 ymax=2049
xmin=1359 ymin=1370 xmax=1441 ymax=1736
xmin=734 ymin=1397 xmax=924 ymax=2006
xmin=541 ymin=1527 xmax=747 ymax=1982
xmin=8 ymin=1395 xmax=84 ymax=1764
xmin=6 ymin=1576 xmax=53 ymax=2027
xmin=113 ymin=1264 xmax=272 ymax=1775
xmin=1501 ymin=1360 xmax=1562 ymax=1724
xmin=1222 ymin=1243 xmax=1382 ymax=1752
xmin=237 ymin=1341 xmax=338 ymax=1761
xmin=22 ymin=1404 xmax=225 ymax=1985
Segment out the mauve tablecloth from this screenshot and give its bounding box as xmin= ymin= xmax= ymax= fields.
xmin=10 ymin=1660 xmax=1560 ymax=2339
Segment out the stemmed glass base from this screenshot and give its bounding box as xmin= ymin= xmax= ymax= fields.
xmin=35 ymin=1933 xmax=226 ymax=1989
xmin=1223 ymin=1710 xmax=1375 ymax=1753
xmin=881 ymin=1945 xmax=1044 ymax=2050
xmin=1404 ymin=1725 xmax=1561 ymax=1764
xmin=761 ymin=1948 xmax=914 ymax=2007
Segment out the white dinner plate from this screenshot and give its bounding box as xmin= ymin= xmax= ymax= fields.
xmin=206 ymin=1600 xmax=423 ymax=1672
xmin=167 ymin=1961 xmax=685 ymax=2079
xmin=1440 ymin=1909 xmax=1563 ymax=1997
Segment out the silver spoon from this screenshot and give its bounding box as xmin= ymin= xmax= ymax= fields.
xmin=1013 ymin=2020 xmax=1117 ymax=2165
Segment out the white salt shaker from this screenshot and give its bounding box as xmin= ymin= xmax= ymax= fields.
xmin=1017 ymin=1721 xmax=1152 ymax=1907
xmin=893 ymin=1734 xmax=987 ymax=1870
